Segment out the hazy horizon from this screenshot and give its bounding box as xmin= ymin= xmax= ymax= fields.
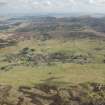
xmin=0 ymin=0 xmax=105 ymax=16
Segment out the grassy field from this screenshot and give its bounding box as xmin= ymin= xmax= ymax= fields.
xmin=0 ymin=38 xmax=105 ymax=88
xmin=0 ymin=64 xmax=105 ymax=87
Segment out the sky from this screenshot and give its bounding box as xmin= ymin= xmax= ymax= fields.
xmin=0 ymin=0 xmax=105 ymax=15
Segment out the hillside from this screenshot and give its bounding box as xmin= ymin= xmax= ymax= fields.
xmin=0 ymin=16 xmax=105 ymax=105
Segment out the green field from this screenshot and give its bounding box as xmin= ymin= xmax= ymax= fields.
xmin=0 ymin=38 xmax=105 ymax=88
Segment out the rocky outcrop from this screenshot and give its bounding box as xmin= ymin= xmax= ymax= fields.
xmin=2 ymin=49 xmax=92 ymax=70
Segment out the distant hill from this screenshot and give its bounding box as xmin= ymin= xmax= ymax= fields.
xmin=1 ymin=16 xmax=105 ymax=40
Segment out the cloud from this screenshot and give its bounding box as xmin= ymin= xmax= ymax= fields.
xmin=0 ymin=0 xmax=105 ymax=14
xmin=0 ymin=1 xmax=8 ymax=7
xmin=27 ymin=0 xmax=77 ymax=12
xmin=89 ymin=0 xmax=105 ymax=5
